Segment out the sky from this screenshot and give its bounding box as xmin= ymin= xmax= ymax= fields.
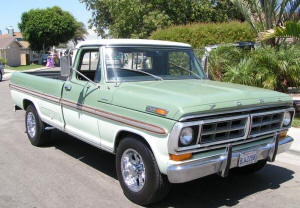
xmin=0 ymin=0 xmax=100 ymax=40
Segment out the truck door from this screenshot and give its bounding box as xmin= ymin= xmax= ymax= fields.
xmin=61 ymin=48 xmax=102 ymax=145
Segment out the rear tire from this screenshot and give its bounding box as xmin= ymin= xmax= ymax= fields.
xmin=25 ymin=104 xmax=50 ymax=146
xmin=116 ymin=137 xmax=170 ymax=205
xmin=236 ymin=160 xmax=267 ymax=174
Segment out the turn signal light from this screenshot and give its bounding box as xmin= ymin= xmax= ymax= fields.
xmin=170 ymin=153 xmax=192 ymax=161
xmin=156 ymin=108 xmax=168 ymax=115
xmin=279 ymin=131 xmax=287 ymax=139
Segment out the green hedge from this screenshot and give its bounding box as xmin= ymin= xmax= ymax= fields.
xmin=150 ymin=21 xmax=256 ymax=48
xmin=0 ymin=58 xmax=6 ymax=65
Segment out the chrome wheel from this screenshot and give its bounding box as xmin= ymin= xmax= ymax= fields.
xmin=27 ymin=112 xmax=36 ymax=138
xmin=121 ymin=148 xmax=146 ymax=192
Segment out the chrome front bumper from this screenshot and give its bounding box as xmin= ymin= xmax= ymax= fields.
xmin=167 ymin=136 xmax=293 ymax=183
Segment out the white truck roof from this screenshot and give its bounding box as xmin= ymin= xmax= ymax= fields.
xmin=76 ymin=39 xmax=191 ymax=48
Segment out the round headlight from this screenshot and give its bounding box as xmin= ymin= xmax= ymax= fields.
xmin=179 ymin=127 xmax=194 ymax=146
xmin=283 ymin=111 xmax=292 ymax=126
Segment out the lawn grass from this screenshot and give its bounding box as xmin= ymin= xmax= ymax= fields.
xmin=5 ymin=64 xmax=45 ymax=71
xmin=292 ymin=114 xmax=300 ymax=128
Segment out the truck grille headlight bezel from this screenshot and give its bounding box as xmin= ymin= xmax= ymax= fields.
xmin=168 ymin=107 xmax=295 ymax=155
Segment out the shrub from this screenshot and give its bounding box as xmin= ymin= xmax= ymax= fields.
xmin=0 ymin=58 xmax=6 ymax=65
xmin=209 ymin=44 xmax=300 ymax=92
xmin=150 ymin=21 xmax=256 ymax=48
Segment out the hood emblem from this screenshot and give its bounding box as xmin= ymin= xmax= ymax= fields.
xmin=236 ymin=101 xmax=242 ymax=106
xmin=259 ymin=99 xmax=264 ymax=104
xmin=209 ymin=104 xmax=216 ymax=110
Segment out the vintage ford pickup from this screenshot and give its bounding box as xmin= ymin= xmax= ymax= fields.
xmin=10 ymin=39 xmax=294 ymax=205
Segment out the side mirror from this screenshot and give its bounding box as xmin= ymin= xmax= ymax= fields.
xmin=60 ymin=56 xmax=72 ymax=77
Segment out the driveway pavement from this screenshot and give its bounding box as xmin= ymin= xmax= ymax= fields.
xmin=1 ymin=77 xmax=300 ymax=208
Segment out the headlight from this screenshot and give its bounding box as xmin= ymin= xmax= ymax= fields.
xmin=283 ymin=111 xmax=292 ymax=126
xmin=179 ymin=127 xmax=194 ymax=146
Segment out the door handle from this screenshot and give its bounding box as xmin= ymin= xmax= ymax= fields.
xmin=64 ymin=84 xmax=72 ymax=91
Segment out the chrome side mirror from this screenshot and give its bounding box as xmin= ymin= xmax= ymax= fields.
xmin=60 ymin=56 xmax=72 ymax=77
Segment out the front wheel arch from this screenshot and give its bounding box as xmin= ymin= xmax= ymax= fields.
xmin=23 ymin=99 xmax=34 ymax=110
xmin=114 ymin=130 xmax=152 ymax=154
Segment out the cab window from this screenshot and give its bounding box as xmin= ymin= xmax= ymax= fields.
xmin=77 ymin=49 xmax=101 ymax=82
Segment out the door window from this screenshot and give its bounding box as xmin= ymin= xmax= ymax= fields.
xmin=77 ymin=49 xmax=101 ymax=82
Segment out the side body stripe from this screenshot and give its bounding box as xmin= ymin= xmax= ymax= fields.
xmin=10 ymin=84 xmax=167 ymax=135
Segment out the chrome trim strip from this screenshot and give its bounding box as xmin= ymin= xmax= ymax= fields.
xmin=179 ymin=104 xmax=293 ymax=121
xmin=250 ymin=108 xmax=290 ymax=117
xmin=167 ymin=136 xmax=293 ymax=183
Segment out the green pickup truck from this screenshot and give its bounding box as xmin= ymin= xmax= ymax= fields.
xmin=10 ymin=39 xmax=294 ymax=205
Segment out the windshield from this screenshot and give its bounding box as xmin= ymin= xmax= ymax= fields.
xmin=104 ymin=47 xmax=206 ymax=82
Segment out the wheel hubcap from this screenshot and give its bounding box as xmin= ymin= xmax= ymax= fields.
xmin=27 ymin=112 xmax=36 ymax=138
xmin=121 ymin=149 xmax=145 ymax=192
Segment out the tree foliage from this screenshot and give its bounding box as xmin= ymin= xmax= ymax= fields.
xmin=275 ymin=21 xmax=300 ymax=40
xmin=231 ymin=0 xmax=300 ymax=36
xmin=19 ymin=6 xmax=77 ymax=51
xmin=72 ymin=21 xmax=89 ymax=46
xmin=258 ymin=21 xmax=300 ymax=41
xmin=80 ymin=0 xmax=244 ymax=38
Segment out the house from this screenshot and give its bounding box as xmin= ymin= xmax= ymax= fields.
xmin=0 ymin=30 xmax=33 ymax=66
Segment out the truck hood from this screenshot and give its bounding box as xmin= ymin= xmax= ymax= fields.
xmin=111 ymin=79 xmax=292 ymax=120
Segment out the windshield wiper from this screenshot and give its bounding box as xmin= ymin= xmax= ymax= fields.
xmin=119 ymin=68 xmax=164 ymax=81
xmin=169 ymin=62 xmax=202 ymax=79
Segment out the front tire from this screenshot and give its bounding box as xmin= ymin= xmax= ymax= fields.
xmin=0 ymin=72 xmax=2 ymax=82
xmin=25 ymin=104 xmax=50 ymax=146
xmin=116 ymin=137 xmax=170 ymax=205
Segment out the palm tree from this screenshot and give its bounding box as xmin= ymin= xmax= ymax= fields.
xmin=231 ymin=0 xmax=300 ymax=43
xmin=259 ymin=21 xmax=300 ymax=41
xmin=72 ymin=22 xmax=89 ymax=46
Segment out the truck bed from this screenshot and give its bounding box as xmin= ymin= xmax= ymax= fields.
xmin=25 ymin=70 xmax=67 ymax=81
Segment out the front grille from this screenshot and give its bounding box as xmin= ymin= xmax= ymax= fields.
xmin=174 ymin=106 xmax=294 ymax=153
xmin=199 ymin=116 xmax=248 ymax=145
xmin=250 ymin=112 xmax=284 ymax=136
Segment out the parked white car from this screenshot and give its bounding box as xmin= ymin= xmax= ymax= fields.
xmin=0 ymin=62 xmax=4 ymax=82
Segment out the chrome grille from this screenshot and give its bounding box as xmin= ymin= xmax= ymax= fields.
xmin=172 ymin=107 xmax=294 ymax=154
xmin=250 ymin=111 xmax=284 ymax=136
xmin=199 ymin=116 xmax=248 ymax=145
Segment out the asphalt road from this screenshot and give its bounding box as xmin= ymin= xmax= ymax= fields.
xmin=1 ymin=79 xmax=300 ymax=208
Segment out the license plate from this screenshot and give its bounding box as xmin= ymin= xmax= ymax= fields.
xmin=238 ymin=151 xmax=257 ymax=167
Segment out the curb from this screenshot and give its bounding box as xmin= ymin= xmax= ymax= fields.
xmin=288 ymin=127 xmax=300 ymax=153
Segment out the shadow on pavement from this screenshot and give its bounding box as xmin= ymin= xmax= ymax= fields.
xmin=50 ymin=129 xmax=117 ymax=179
xmin=152 ymin=162 xmax=294 ymax=207
xmin=49 ymin=130 xmax=294 ymax=208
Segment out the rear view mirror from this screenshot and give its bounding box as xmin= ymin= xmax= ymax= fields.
xmin=60 ymin=56 xmax=72 ymax=77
